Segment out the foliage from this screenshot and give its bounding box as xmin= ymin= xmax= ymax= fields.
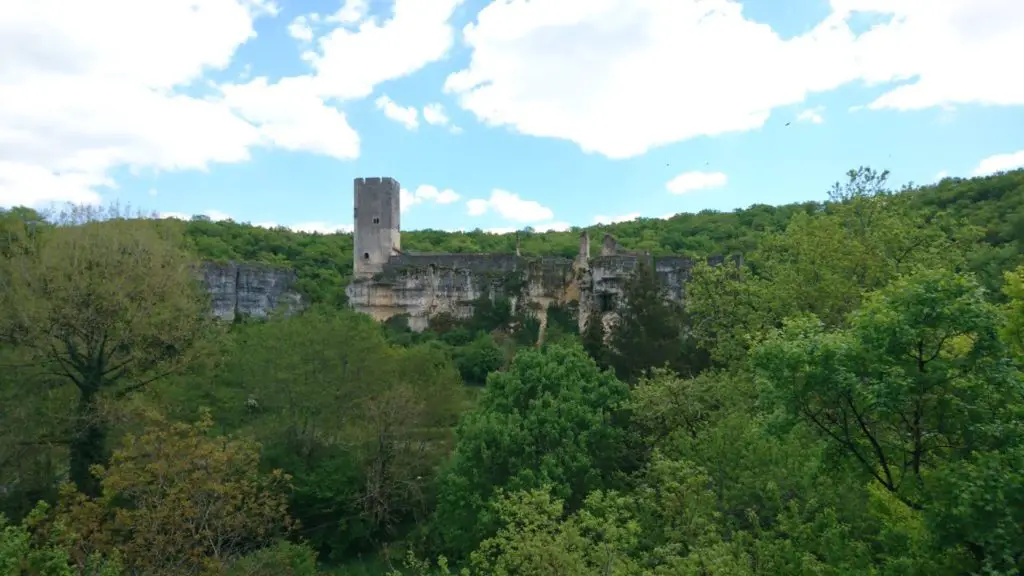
xmin=224 ymin=540 xmax=322 ymax=576
xmin=55 ymin=410 xmax=293 ymax=575
xmin=4 ymin=168 xmax=1024 ymax=574
xmin=0 ymin=502 xmax=123 ymax=576
xmin=0 ymin=205 xmax=217 ymax=495
xmin=431 ymin=343 xmax=631 ymax=560
xmin=453 ymin=333 xmax=505 ymax=386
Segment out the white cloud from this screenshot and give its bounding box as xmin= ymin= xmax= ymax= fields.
xmin=148 ymin=188 xmax=158 ymax=197
xmin=935 ymin=169 xmax=948 ymax=181
xmin=0 ymin=0 xmax=275 ymax=208
xmin=401 ymin=184 xmax=461 ymax=211
xmin=666 ymin=171 xmax=728 ymax=195
xmin=0 ymin=0 xmax=464 ymax=208
xmin=304 ymin=0 xmax=464 ymax=101
xmin=972 ymin=150 xmax=1024 ymax=176
xmin=593 ymin=212 xmax=640 ymax=225
xmin=375 ymin=95 xmax=419 ymax=129
xmin=423 ymin=103 xmax=450 ymax=126
xmin=465 ymin=189 xmax=554 ymax=223
xmin=797 ymin=106 xmax=825 ymax=124
xmin=219 ymin=76 xmax=360 ymax=159
xmin=287 ymin=15 xmax=314 ymax=42
xmin=444 ymin=0 xmax=1024 ymax=159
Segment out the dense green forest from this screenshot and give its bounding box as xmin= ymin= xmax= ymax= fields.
xmin=1 ymin=167 xmax=1023 ymax=575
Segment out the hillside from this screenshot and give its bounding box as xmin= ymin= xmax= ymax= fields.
xmin=2 ymin=166 xmax=1024 ymax=574
xmin=174 ymin=168 xmax=1024 ymax=305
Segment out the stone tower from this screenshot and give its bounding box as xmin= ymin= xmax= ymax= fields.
xmin=353 ymin=177 xmax=401 ymax=278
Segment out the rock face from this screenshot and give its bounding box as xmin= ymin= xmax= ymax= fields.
xmin=346 ymin=230 xmax=739 ymax=333
xmin=200 ymin=261 xmax=303 ymax=321
xmin=343 ymin=176 xmax=740 ymax=334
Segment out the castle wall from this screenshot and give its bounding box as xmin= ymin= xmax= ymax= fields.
xmin=343 ymin=175 xmax=739 ymax=334
xmin=346 ymin=253 xmax=575 ymax=331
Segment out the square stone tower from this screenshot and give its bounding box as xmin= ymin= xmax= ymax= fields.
xmin=353 ymin=177 xmax=401 ymax=278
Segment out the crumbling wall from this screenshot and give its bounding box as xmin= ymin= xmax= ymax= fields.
xmin=345 ymin=232 xmax=740 ymax=334
xmin=346 ymin=253 xmax=575 ymax=331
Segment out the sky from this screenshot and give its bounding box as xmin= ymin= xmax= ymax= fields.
xmin=2 ymin=0 xmax=1023 ymax=235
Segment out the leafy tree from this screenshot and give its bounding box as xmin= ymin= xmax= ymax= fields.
xmin=0 ymin=206 xmax=215 ymax=496
xmin=0 ymin=502 xmax=123 ymax=576
xmin=607 ymin=258 xmax=707 ymax=381
xmin=453 ymin=333 xmax=504 ymax=385
xmin=431 ymin=343 xmax=631 ymax=560
xmin=752 ymin=269 xmax=1023 ymax=508
xmin=55 ymin=409 xmax=293 ymax=575
xmin=1002 ymin=265 xmax=1024 ymax=357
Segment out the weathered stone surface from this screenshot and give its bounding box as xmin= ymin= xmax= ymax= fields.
xmin=200 ymin=261 xmax=303 ymax=321
xmin=343 ymin=176 xmax=740 ymax=334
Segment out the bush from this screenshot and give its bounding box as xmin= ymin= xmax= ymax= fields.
xmin=225 ymin=540 xmax=321 ymax=576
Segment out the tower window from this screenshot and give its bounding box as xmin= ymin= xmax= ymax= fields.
xmin=363 ymin=252 xmax=370 ymax=260
xmin=372 ymin=217 xmax=380 ymax=224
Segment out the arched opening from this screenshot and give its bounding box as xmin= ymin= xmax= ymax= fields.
xmin=363 ymin=252 xmax=370 ymax=260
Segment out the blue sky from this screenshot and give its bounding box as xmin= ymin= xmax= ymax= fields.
xmin=2 ymin=0 xmax=1023 ymax=234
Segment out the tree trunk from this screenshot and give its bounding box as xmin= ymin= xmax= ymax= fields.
xmin=69 ymin=388 xmax=107 ymax=497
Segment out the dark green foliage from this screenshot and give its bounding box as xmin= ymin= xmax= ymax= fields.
xmin=606 ymin=258 xmax=710 ymax=381
xmin=430 ymin=343 xmax=631 ymax=560
xmin=453 ymin=334 xmax=505 ymax=386
xmin=4 ymin=168 xmax=1024 ymax=574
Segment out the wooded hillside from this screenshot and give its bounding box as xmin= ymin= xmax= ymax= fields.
xmin=1 ymin=167 xmax=1023 ymax=575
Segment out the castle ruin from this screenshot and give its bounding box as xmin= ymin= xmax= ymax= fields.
xmin=344 ymin=177 xmax=734 ymax=333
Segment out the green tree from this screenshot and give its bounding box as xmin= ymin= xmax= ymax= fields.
xmin=752 ymin=269 xmax=1022 ymax=508
xmin=0 ymin=206 xmax=215 ymax=496
xmin=607 ymin=258 xmax=707 ymax=381
xmin=431 ymin=343 xmax=631 ymax=560
xmin=55 ymin=409 xmax=292 ymax=575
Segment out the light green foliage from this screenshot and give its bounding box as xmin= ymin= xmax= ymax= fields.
xmin=54 ymin=410 xmax=293 ymax=576
xmin=0 ymin=502 xmax=122 ymax=576
xmin=224 ymin=540 xmax=323 ymax=576
xmin=1003 ymin=265 xmax=1024 ymax=356
xmin=4 ymin=169 xmax=1024 ymax=575
xmin=431 ymin=343 xmax=631 ymax=559
xmin=0 ymin=205 xmax=216 ymax=496
xmin=168 ymin=306 xmax=465 ymax=558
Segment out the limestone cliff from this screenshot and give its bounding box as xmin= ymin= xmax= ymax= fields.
xmin=345 ymin=232 xmax=739 ymax=333
xmin=200 ymin=261 xmax=303 ymax=321
xmin=345 ymin=253 xmax=576 ymax=331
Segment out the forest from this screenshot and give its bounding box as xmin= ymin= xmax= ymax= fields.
xmin=0 ymin=166 xmax=1023 ymax=575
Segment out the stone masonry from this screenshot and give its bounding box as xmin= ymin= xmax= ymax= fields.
xmin=344 ymin=177 xmax=737 ymax=333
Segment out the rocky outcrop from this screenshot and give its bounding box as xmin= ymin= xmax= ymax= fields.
xmin=345 ymin=253 xmax=575 ymax=331
xmin=200 ymin=261 xmax=303 ymax=321
xmin=345 ymin=232 xmax=741 ymax=333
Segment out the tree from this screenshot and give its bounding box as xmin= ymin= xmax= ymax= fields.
xmin=0 ymin=205 xmax=215 ymax=496
xmin=1002 ymin=265 xmax=1024 ymax=357
xmin=606 ymin=258 xmax=706 ymax=381
xmin=55 ymin=409 xmax=293 ymax=575
xmin=431 ymin=343 xmax=631 ymax=560
xmin=752 ymin=269 xmax=1023 ymax=508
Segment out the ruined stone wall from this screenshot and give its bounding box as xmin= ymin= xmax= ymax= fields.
xmin=201 ymin=261 xmax=304 ymax=321
xmin=346 ymin=253 xmax=575 ymax=331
